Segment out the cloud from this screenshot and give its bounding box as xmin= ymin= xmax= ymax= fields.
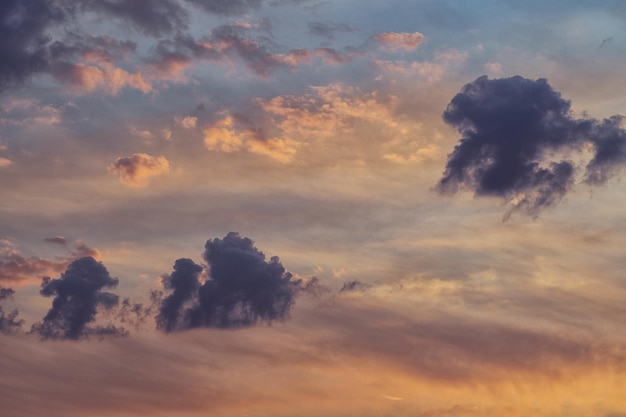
xmin=0 ymin=286 xmax=14 ymax=301
xmin=0 ymin=286 xmax=23 ymax=335
xmin=437 ymin=75 xmax=626 ymax=218
xmin=44 ymin=236 xmax=68 ymax=246
xmin=80 ymin=0 xmax=189 ymax=36
xmin=0 ymin=239 xmax=66 ymax=284
xmin=184 ymin=0 xmax=262 ymax=15
xmin=177 ymin=115 xmax=198 ymax=129
xmin=372 ymin=49 xmax=467 ymax=83
xmin=157 ymin=258 xmax=203 ymax=332
xmin=0 ymin=239 xmax=102 ymax=285
xmin=160 ymin=232 xmax=301 ymax=330
xmin=203 ymin=114 xmax=299 ymax=162
xmin=31 ymin=256 xmax=125 ymax=340
xmin=203 ymin=115 xmax=246 ymax=153
xmin=308 ymin=22 xmax=359 ymax=40
xmin=108 ymin=153 xmax=171 ymax=187
xmin=0 ymin=0 xmax=65 ymax=92
xmin=339 ymin=280 xmax=371 ymax=293
xmin=50 ymin=61 xmax=153 ymax=95
xmin=148 ymin=25 xmax=359 ymax=79
xmin=373 ymin=32 xmax=426 ymax=51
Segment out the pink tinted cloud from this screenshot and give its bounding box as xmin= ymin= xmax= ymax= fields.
xmin=0 ymin=239 xmax=101 ymax=285
xmin=373 ymin=32 xmax=426 ymax=51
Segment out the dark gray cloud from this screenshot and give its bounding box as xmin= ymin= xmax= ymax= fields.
xmin=184 ymin=0 xmax=262 ymax=15
xmin=308 ymin=22 xmax=359 ymax=40
xmin=159 ymin=232 xmax=301 ymax=330
xmin=43 ymin=236 xmax=68 ymax=246
xmin=0 ymin=286 xmax=14 ymax=301
xmin=0 ymin=0 xmax=65 ymax=91
xmin=31 ymin=256 xmax=126 ymax=340
xmin=339 ymin=280 xmax=371 ymax=293
xmin=437 ymin=75 xmax=626 ymax=218
xmin=0 ymin=286 xmax=23 ymax=335
xmin=157 ymin=258 xmax=203 ymax=332
xmin=80 ymin=0 xmax=189 ymax=36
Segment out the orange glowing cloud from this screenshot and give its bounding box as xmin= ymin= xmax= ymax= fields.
xmin=108 ymin=153 xmax=171 ymax=187
xmin=54 ymin=62 xmax=153 ymax=95
xmin=203 ymin=114 xmax=298 ymax=162
xmin=373 ymin=32 xmax=426 ymax=51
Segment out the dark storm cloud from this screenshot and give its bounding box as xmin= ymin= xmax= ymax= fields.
xmin=0 ymin=286 xmax=23 ymax=334
xmin=159 ymin=232 xmax=301 ymax=331
xmin=31 ymin=256 xmax=126 ymax=340
xmin=0 ymin=0 xmax=65 ymax=91
xmin=80 ymin=0 xmax=189 ymax=36
xmin=157 ymin=258 xmax=203 ymax=332
xmin=437 ymin=75 xmax=626 ymax=218
xmin=184 ymin=0 xmax=262 ymax=15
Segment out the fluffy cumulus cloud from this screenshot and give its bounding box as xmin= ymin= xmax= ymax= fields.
xmin=159 ymin=232 xmax=301 ymax=331
xmin=437 ymin=75 xmax=626 ymax=218
xmin=31 ymin=256 xmax=125 ymax=340
xmin=108 ymin=153 xmax=171 ymax=187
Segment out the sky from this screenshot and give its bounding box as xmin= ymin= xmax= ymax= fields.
xmin=1 ymin=0 xmax=626 ymax=416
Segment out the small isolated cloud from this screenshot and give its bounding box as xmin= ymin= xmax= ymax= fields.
xmin=0 ymin=157 xmax=12 ymax=167
xmin=43 ymin=236 xmax=67 ymax=245
xmin=158 ymin=232 xmax=301 ymax=331
xmin=31 ymin=256 xmax=125 ymax=340
xmin=373 ymin=32 xmax=425 ymax=51
xmin=109 ymin=153 xmax=171 ymax=187
xmin=177 ymin=115 xmax=198 ymax=129
xmin=437 ymin=75 xmax=626 ymax=219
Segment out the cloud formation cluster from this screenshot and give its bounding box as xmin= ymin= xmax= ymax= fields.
xmin=437 ymin=75 xmax=626 ymax=218
xmin=159 ymin=232 xmax=301 ymax=331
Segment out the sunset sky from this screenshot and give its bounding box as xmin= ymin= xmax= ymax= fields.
xmin=2 ymin=1 xmax=626 ymax=416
